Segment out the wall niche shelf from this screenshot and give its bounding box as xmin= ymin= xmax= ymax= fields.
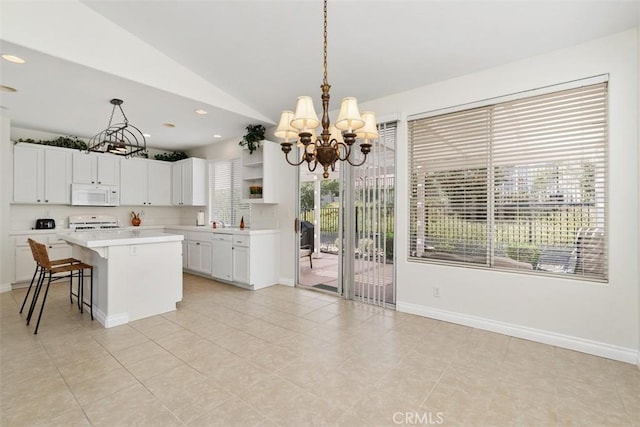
xmin=241 ymin=141 xmax=279 ymax=204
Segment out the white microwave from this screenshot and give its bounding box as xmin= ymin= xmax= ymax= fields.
xmin=71 ymin=184 xmax=119 ymax=206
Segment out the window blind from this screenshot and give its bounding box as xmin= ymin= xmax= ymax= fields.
xmin=210 ymin=158 xmax=250 ymax=227
xmin=408 ymin=82 xmax=608 ymax=281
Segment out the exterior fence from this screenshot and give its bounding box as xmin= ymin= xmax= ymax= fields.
xmin=301 ymin=207 xmax=394 ymax=238
xmin=301 ymin=207 xmax=395 ymax=261
xmin=415 ymin=204 xmax=601 ymax=267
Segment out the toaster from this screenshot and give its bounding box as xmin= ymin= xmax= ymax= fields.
xmin=35 ymin=218 xmax=56 ymax=229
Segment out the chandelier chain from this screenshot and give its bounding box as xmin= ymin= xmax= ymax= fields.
xmin=276 ymin=0 xmax=375 ymax=179
xmin=322 ymin=0 xmax=328 ymax=86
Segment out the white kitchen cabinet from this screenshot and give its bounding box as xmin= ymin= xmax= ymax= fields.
xmin=13 ymin=234 xmax=71 ymax=283
xmin=186 ymin=231 xmax=212 ymax=275
xmin=172 ymin=157 xmax=207 ymax=206
xmin=214 ymin=231 xmax=280 ymax=289
xmin=120 ymin=158 xmax=172 ymax=206
xmin=241 ymin=141 xmax=279 ymax=204
xmin=13 ymin=143 xmax=71 ymax=204
xmin=231 ymin=235 xmax=249 ymax=284
xmin=72 ymin=152 xmax=120 ymax=185
xmin=148 ymin=161 xmax=172 ymax=205
xmin=212 ymin=233 xmax=233 ymax=281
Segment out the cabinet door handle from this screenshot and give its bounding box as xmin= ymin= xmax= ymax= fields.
xmin=196 ymin=242 xmax=200 ymax=245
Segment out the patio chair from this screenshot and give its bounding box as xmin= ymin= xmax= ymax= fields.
xmin=300 ymin=221 xmax=314 ymax=268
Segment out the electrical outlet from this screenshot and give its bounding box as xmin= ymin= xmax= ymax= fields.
xmin=433 ymin=286 xmax=440 ymax=298
xmin=130 ymin=246 xmax=138 ymax=256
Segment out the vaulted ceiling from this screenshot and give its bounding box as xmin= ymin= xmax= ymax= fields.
xmin=1 ymin=1 xmax=638 ymax=151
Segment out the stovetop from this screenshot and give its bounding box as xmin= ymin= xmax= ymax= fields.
xmin=68 ymin=214 xmax=120 ymax=231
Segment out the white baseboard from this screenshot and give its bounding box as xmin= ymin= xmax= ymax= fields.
xmin=397 ymin=302 xmax=639 ymax=365
xmin=279 ymin=277 xmax=294 ymax=287
xmin=97 ymin=309 xmax=128 ymax=328
xmin=0 ymin=283 xmax=12 ymax=293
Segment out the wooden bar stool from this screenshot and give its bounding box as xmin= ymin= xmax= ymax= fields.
xmin=25 ymin=239 xmax=94 ymax=334
xmin=19 ymin=240 xmax=82 ymax=315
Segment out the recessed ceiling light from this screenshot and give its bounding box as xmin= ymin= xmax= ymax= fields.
xmin=143 ymin=133 xmax=151 ymax=138
xmin=0 ymin=85 xmax=17 ymax=92
xmin=194 ymin=109 xmax=208 ymax=115
xmin=1 ymin=54 xmax=25 ymax=64
xmin=163 ymin=123 xmax=176 ymax=128
xmin=213 ymin=134 xmax=222 ymax=138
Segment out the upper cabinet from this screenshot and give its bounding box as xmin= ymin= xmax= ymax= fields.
xmin=172 ymin=157 xmax=207 ymax=206
xmin=13 ymin=143 xmax=72 ymax=204
xmin=120 ymin=158 xmax=172 ymax=206
xmin=72 ymin=152 xmax=120 ymax=186
xmin=241 ymin=141 xmax=279 ymax=204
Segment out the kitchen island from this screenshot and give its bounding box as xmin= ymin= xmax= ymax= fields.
xmin=58 ymin=229 xmax=184 ymax=328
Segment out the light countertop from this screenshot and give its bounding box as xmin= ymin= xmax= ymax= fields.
xmin=164 ymin=225 xmax=279 ymax=235
xmin=9 ymin=225 xmax=279 ymax=237
xmin=58 ymin=229 xmax=183 ymax=248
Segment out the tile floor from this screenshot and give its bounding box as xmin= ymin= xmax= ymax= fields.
xmin=1 ymin=273 xmax=639 ymax=426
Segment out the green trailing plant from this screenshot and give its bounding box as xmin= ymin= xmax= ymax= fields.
xmin=17 ymin=136 xmax=87 ymax=150
xmin=239 ymin=124 xmax=265 ymax=154
xmin=154 ymin=151 xmax=188 ymax=162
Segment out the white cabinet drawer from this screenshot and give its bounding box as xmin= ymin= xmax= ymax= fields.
xmin=187 ymin=231 xmax=211 ymax=242
xmin=212 ymin=234 xmax=232 ymax=243
xmin=232 ymin=235 xmax=249 ymax=247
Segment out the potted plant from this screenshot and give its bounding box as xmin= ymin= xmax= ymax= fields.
xmin=239 ymin=124 xmax=265 ymax=154
xmin=249 ymin=185 xmax=263 ymax=199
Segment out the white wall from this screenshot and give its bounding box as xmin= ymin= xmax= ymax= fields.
xmin=637 ymin=15 xmax=640 ymax=366
xmin=359 ymin=29 xmax=639 ymax=363
xmin=1 ymin=116 xmax=12 ymax=289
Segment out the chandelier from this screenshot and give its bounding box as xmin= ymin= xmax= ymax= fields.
xmin=87 ymin=98 xmax=147 ymax=157
xmin=274 ymin=0 xmax=378 ymax=179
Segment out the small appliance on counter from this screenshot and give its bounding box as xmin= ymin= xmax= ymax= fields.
xmin=35 ymin=218 xmax=56 ymax=230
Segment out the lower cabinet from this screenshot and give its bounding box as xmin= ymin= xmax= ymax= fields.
xmin=187 ymin=234 xmax=212 ymax=275
xmin=212 ymin=234 xmax=233 ymax=281
xmin=163 ymin=228 xmax=280 ymax=289
xmin=228 ymin=232 xmax=279 ymax=289
xmin=232 ymin=240 xmax=249 ymax=284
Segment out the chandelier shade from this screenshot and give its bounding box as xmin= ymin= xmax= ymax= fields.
xmin=356 ymin=111 xmax=379 ymax=141
xmin=275 ymin=0 xmax=376 ymax=178
xmin=274 ymin=110 xmax=298 ymax=141
xmin=291 ymin=96 xmax=321 ymax=131
xmin=335 ymin=97 xmax=365 ymax=133
xmin=87 ymin=98 xmax=147 ymax=157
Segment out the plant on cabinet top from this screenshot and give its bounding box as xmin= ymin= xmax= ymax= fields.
xmin=239 ymin=124 xmax=265 ymax=155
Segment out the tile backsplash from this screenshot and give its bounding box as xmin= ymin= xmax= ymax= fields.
xmin=10 ymin=204 xmax=189 ymax=230
xmin=10 ymin=203 xmax=278 ymax=231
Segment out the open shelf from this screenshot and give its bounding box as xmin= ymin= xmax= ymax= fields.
xmin=240 ymin=142 xmax=278 ymax=204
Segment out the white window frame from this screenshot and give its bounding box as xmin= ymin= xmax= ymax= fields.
xmin=209 ymin=158 xmax=250 ymax=227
